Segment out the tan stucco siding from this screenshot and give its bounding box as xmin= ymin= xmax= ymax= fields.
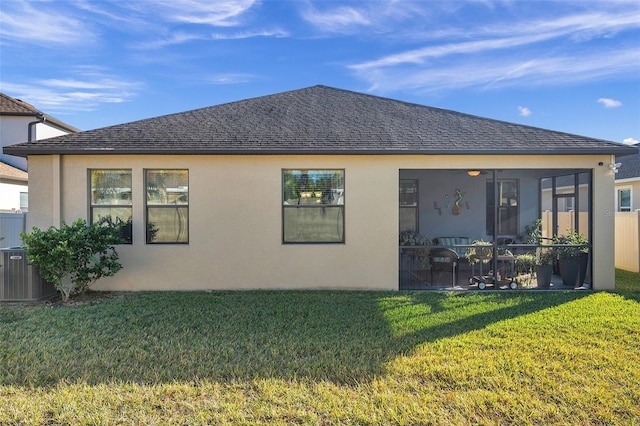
xmin=42 ymin=155 xmax=399 ymax=291
xmin=26 ymin=155 xmax=60 ymax=230
xmin=592 ymin=156 xmax=616 ymax=290
xmin=26 ymin=153 xmax=615 ymax=291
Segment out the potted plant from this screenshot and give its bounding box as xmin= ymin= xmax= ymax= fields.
xmin=399 ymin=231 xmax=432 ymax=270
xmin=535 ymin=248 xmax=555 ymax=288
xmin=519 ymin=219 xmax=554 ymax=288
xmin=515 ymin=253 xmax=536 ymax=287
xmin=464 ymin=240 xmax=493 ymax=286
xmin=464 ymin=240 xmax=493 ymax=264
xmin=553 ymin=230 xmax=589 ymax=287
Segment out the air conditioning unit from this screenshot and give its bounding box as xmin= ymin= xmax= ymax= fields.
xmin=0 ymin=248 xmax=57 ymax=302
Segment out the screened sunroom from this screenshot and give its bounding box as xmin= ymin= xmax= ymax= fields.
xmin=399 ymin=168 xmax=592 ymax=290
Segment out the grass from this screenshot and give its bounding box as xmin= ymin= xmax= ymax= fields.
xmin=616 ymin=268 xmax=640 ymax=293
xmin=1 ymin=290 xmax=639 ymax=425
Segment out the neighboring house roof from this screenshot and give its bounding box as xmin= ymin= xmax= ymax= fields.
xmin=5 ymin=85 xmax=637 ymax=157
xmin=616 ymin=152 xmax=640 ymax=181
xmin=0 ymin=93 xmax=80 ymax=133
xmin=541 ymin=172 xmax=591 ymax=190
xmin=0 ymin=161 xmax=28 ymax=182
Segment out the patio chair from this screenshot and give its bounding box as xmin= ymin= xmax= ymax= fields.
xmin=429 ymin=247 xmax=459 ymax=287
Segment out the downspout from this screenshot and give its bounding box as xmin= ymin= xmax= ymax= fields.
xmin=27 ymin=113 xmax=46 ymax=142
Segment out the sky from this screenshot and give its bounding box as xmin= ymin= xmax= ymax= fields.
xmin=1 ymin=0 xmax=639 ymax=145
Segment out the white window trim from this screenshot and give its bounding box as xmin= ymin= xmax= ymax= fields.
xmin=616 ymin=185 xmax=633 ymax=212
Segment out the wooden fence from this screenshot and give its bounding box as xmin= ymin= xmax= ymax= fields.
xmin=540 ymin=211 xmax=589 ymax=240
xmin=540 ymin=210 xmax=639 ymax=272
xmin=615 ymin=211 xmax=640 ymax=273
xmin=0 ymin=213 xmax=26 ymax=248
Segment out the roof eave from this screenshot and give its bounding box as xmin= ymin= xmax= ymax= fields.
xmin=5 ymin=146 xmax=638 ymax=157
xmin=0 ymin=175 xmax=28 ymax=182
xmin=0 ymin=111 xmax=41 ymax=118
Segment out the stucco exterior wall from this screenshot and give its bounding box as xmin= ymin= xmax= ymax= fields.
xmin=1 ymin=116 xmax=73 ymax=171
xmin=0 ymin=116 xmax=31 ymax=170
xmin=25 ymin=155 xmax=58 ymax=229
xmin=34 ymin=121 xmax=71 ymax=140
xmin=26 ymin=153 xmax=616 ymax=291
xmin=592 ymin=155 xmax=616 ymax=290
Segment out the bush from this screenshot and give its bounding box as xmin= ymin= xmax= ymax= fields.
xmin=553 ymin=229 xmax=589 ymax=259
xmin=21 ymin=219 xmax=124 ymax=302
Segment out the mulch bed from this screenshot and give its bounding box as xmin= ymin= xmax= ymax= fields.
xmin=43 ymin=291 xmax=126 ymax=307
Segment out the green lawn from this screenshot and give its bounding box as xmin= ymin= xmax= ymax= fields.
xmin=616 ymin=268 xmax=640 ymax=293
xmin=1 ymin=290 xmax=639 ymax=425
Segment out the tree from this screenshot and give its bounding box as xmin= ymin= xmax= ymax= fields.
xmin=21 ymin=219 xmax=124 ymax=302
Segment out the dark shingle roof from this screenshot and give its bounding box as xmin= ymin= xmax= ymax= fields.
xmin=616 ymin=152 xmax=640 ymax=180
xmin=5 ymin=85 xmax=636 ymax=157
xmin=0 ymin=93 xmax=80 ymax=133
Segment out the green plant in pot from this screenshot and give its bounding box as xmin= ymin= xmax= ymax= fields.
xmin=515 ymin=253 xmax=536 ymax=288
xmin=464 ymin=240 xmax=493 ymax=264
xmin=519 ymin=219 xmax=556 ymax=288
xmin=553 ymin=230 xmax=589 ymax=287
xmin=535 ymin=248 xmax=555 ymax=288
xmin=399 ymin=231 xmax=431 ymax=270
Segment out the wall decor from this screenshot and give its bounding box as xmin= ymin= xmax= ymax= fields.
xmin=452 ymin=188 xmax=465 ymax=215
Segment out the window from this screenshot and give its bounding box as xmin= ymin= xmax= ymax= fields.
xmin=399 ymin=180 xmax=418 ymax=232
xmin=90 ymin=169 xmax=133 ymax=244
xmin=145 ymin=169 xmax=189 ymax=244
xmin=283 ymin=169 xmax=345 ymax=243
xmin=618 ymin=187 xmax=632 ymax=212
xmin=19 ymin=192 xmax=28 ymax=213
xmin=564 ymin=197 xmax=575 ymax=212
xmin=487 ymin=179 xmax=518 ymax=236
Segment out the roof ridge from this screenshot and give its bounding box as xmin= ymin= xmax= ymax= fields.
xmin=303 ymin=86 xmax=629 ymax=147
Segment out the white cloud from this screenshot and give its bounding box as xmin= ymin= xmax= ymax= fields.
xmin=623 ymin=137 xmax=639 ymax=145
xmin=350 ymin=32 xmax=563 ymax=72
xmin=518 ymin=106 xmax=532 ymax=117
xmin=1 ymin=68 xmax=142 ymax=113
xmin=300 ymin=5 xmax=373 ymax=33
xmin=347 ymin=3 xmax=640 ymax=93
xmin=350 ymin=6 xmax=640 ymax=71
xmin=598 ymin=98 xmax=623 ymax=108
xmin=133 ymin=32 xmax=210 ymax=49
xmin=350 ymin=46 xmax=640 ymax=93
xmin=149 ymin=0 xmax=258 ymax=27
xmin=211 ymin=28 xmax=289 ymax=40
xmin=205 ymin=73 xmax=257 ymax=84
xmin=1 ymin=0 xmax=263 ymax=50
xmin=0 ymin=0 xmax=96 ymax=46
xmin=135 ymin=27 xmax=288 ymax=49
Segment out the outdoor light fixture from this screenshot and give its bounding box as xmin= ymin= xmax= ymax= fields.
xmin=467 ymin=170 xmax=481 ymax=177
xmin=609 ymin=163 xmax=621 ymax=173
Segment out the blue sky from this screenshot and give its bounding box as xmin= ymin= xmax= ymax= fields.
xmin=1 ymin=0 xmax=639 ymax=145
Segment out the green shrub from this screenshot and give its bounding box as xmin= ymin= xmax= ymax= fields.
xmin=515 ymin=253 xmax=536 ymax=274
xmin=399 ymin=231 xmax=432 ymax=269
xmin=553 ymin=229 xmax=589 ymax=259
xmin=21 ymin=219 xmax=124 ymax=302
